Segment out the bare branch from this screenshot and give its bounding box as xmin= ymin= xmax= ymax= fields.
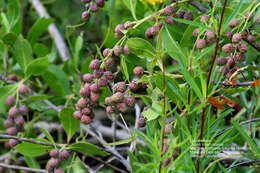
xmin=189 ymin=0 xmax=209 ymax=13
xmin=214 ymin=81 xmax=254 ymax=87
xmin=29 ymin=0 xmax=71 ymax=61
xmin=0 ymin=162 xmax=47 ymax=173
xmin=0 ymin=134 xmax=58 ymax=147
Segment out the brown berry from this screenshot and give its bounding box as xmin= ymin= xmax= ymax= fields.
xmin=19 ymin=84 xmax=29 ymax=94
xmin=217 ymin=57 xmax=228 ymax=65
xmin=133 ymin=66 xmax=144 ymax=75
xmin=73 ymin=111 xmax=82 ymax=120
xmin=8 ymin=107 xmax=18 ymax=118
xmin=229 ymin=18 xmax=240 ymax=27
xmin=5 ymin=96 xmax=15 ymax=106
xmin=82 ymin=107 xmax=92 ymax=115
xmin=89 ymin=59 xmax=100 ymax=70
xmin=222 ymin=43 xmax=234 ymax=53
xmin=117 ymin=103 xmax=128 ymax=113
xmin=83 ymin=74 xmax=94 ymax=83
xmin=232 ymin=33 xmax=242 ymax=43
xmin=9 ymin=139 xmax=19 ymax=147
xmin=4 ymin=119 xmax=14 ymax=128
xmin=81 ymin=115 xmax=92 ymax=124
xmin=19 ymin=105 xmax=28 ymax=115
xmin=227 ymin=57 xmax=236 ymax=68
xmin=7 ymin=127 xmax=18 ymax=135
xmin=104 ymin=58 xmax=116 ymax=71
xmin=196 ymin=39 xmax=206 ymax=49
xmin=238 ymin=42 xmax=248 ymax=53
xmin=49 ymin=149 xmax=60 ymax=158
xmin=111 ymin=92 xmax=124 ymax=103
xmin=60 ymin=150 xmax=70 ymax=160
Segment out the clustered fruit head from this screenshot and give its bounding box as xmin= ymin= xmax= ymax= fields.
xmin=74 ymin=59 xmax=119 ymax=124
xmin=137 ymin=107 xmax=148 ymax=128
xmin=216 ymin=13 xmax=258 ymax=77
xmin=114 ymin=21 xmax=134 ymax=39
xmin=4 ymin=93 xmax=29 ymax=148
xmin=46 ymin=149 xmax=70 ymax=172
xmin=81 ymin=0 xmax=106 ymax=22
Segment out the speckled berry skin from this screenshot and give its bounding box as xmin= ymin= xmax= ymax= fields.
xmin=73 ymin=111 xmax=82 ymax=120
xmin=200 ymin=15 xmax=209 ymax=23
xmin=89 ymin=59 xmax=100 ymax=70
xmin=49 ymin=149 xmax=60 ymax=158
xmin=9 ymin=139 xmax=19 ymax=147
xmin=114 ymin=45 xmax=122 ymax=56
xmin=81 ymin=115 xmax=92 ymax=124
xmin=246 ymin=35 xmax=256 ymax=42
xmin=115 ymin=24 xmax=125 ymax=34
xmin=77 ymin=98 xmax=87 ymax=109
xmin=133 ymin=66 xmax=144 ymax=76
xmin=4 ymin=119 xmax=14 ymax=128
xmin=106 ymin=106 xmax=115 ymax=114
xmin=47 ymin=159 xmax=60 ymax=171
xmin=229 ymin=18 xmax=240 ymax=27
xmin=238 ymin=42 xmax=248 ymax=53
xmin=113 ymin=82 xmax=126 ymax=93
xmin=222 ymin=43 xmax=234 ymax=53
xmin=232 ymin=33 xmax=242 ymax=43
xmin=89 ymin=4 xmax=99 ymax=12
xmin=196 ymin=39 xmax=206 ymax=49
xmin=124 ymin=96 xmax=135 ymax=107
xmin=5 ymin=96 xmax=15 ymax=106
xmin=19 ymin=84 xmax=29 ymax=94
xmin=103 ymin=48 xmax=112 ymax=57
xmin=90 ymin=83 xmax=100 ymax=93
xmin=19 ymin=105 xmax=28 ymax=115
xmin=82 ymin=11 xmax=90 ymax=21
xmin=14 ymin=116 xmax=25 ymax=126
xmin=111 ymin=92 xmax=124 ymax=103
xmin=161 ymin=6 xmax=174 ymax=16
xmin=7 ymin=127 xmax=18 ymax=135
xmin=206 ymin=30 xmax=215 ymax=40
xmin=8 ymin=107 xmax=18 ymax=118
xmin=192 ymin=28 xmax=200 ymax=37
xmin=123 ymin=45 xmax=131 ymax=56
xmin=217 ymin=57 xmax=228 ymax=65
xmin=117 ymin=103 xmax=128 ymax=113
xmin=83 ymin=74 xmax=94 ymax=83
xmin=60 ymin=150 xmax=70 ymax=160
xmin=104 ymin=58 xmax=116 ymax=71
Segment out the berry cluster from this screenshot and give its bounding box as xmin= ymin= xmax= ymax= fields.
xmin=105 ymin=81 xmax=136 ymax=114
xmin=74 ymin=59 xmax=116 ymax=124
xmin=46 ymin=149 xmax=70 ymax=173
xmin=3 ymin=83 xmax=30 ymax=148
xmin=114 ymin=21 xmax=134 ymax=39
xmin=81 ymin=0 xmax=107 ymax=21
xmin=192 ymin=15 xmax=216 ymax=49
xmin=217 ymin=14 xmax=259 ymax=77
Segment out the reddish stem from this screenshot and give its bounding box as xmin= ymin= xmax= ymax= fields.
xmin=198 ymin=0 xmax=228 ymax=168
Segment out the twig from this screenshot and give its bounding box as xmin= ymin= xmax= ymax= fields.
xmin=29 ymin=0 xmax=71 ymax=61
xmin=228 ymin=160 xmax=260 ymax=169
xmin=214 ymin=81 xmax=254 ymax=87
xmin=112 ymin=116 xmax=117 ymax=149
xmin=189 ymin=0 xmax=209 ymax=13
xmin=0 ymin=134 xmax=58 ymax=147
xmin=94 ymin=157 xmax=116 ymax=173
xmin=0 ymin=162 xmax=47 ymax=173
xmin=216 ymin=117 xmax=260 ymax=137
xmin=80 ymin=125 xmax=131 ymax=171
xmin=81 ymin=162 xmax=95 ymax=173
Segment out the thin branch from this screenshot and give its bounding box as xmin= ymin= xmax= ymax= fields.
xmin=0 ymin=163 xmax=47 ymax=173
xmin=214 ymin=81 xmax=254 ymax=87
xmin=80 ymin=125 xmax=131 ymax=172
xmin=94 ymin=157 xmax=116 ymax=173
xmin=189 ymin=0 xmax=209 ymax=13
xmin=216 ymin=117 xmax=260 ymax=137
xmin=29 ymin=0 xmax=71 ymax=61
xmin=0 ymin=134 xmax=58 ymax=147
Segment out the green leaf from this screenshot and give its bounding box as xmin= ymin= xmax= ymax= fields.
xmin=25 ymin=57 xmax=49 ymax=77
xmin=173 ymin=18 xmax=210 ymax=30
xmin=68 ymin=142 xmax=109 ymax=156
xmin=27 ymin=18 xmax=53 ymax=44
xmin=7 ymin=0 xmax=20 ymax=25
xmin=0 ymin=40 xmax=7 ymax=59
xmin=24 ymin=156 xmax=40 ymax=169
xmin=73 ymin=34 xmax=83 ymax=69
xmin=122 ymin=0 xmax=137 ymax=20
xmin=26 ymin=95 xmax=52 ymax=103
xmin=13 ymin=36 xmax=33 ymax=72
xmin=127 ymin=38 xmax=156 ymax=59
xmin=42 ymin=65 xmax=71 ymax=96
xmin=162 ymin=27 xmax=203 ymax=100
xmin=232 ymin=121 xmax=260 ymax=154
xmin=143 ymin=101 xmax=163 ymax=121
xmin=59 ymin=107 xmax=79 ymax=141
xmin=121 ymin=56 xmax=129 ymax=81
xmin=15 ymin=142 xmax=52 ymax=157
xmin=40 ymin=128 xmax=56 ymax=147
xmin=2 ymin=32 xmax=17 ymax=45
xmin=0 ymin=84 xmax=18 ymax=113
xmin=33 ymin=43 xmax=49 ymax=57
